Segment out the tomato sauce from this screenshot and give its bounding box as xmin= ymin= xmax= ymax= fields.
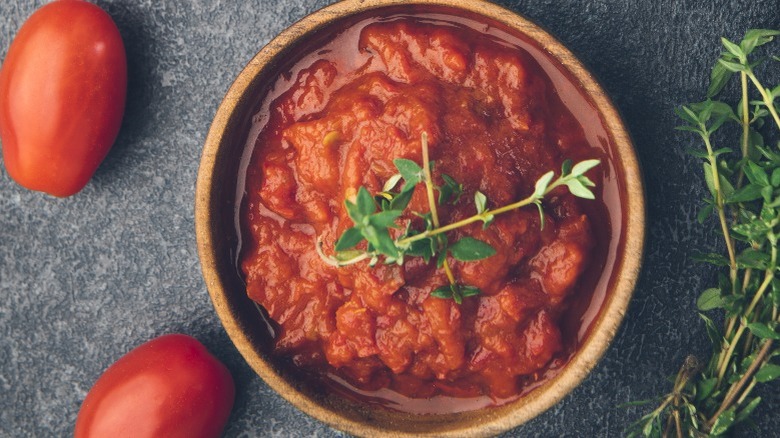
xmin=239 ymin=12 xmax=620 ymax=413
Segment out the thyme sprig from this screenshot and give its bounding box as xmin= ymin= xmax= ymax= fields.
xmin=628 ymin=29 xmax=780 ymax=437
xmin=317 ymin=132 xmax=600 ymax=304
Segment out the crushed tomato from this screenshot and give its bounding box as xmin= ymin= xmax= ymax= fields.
xmin=240 ymin=14 xmax=612 ymax=412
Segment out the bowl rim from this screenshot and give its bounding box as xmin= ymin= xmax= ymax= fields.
xmin=195 ymin=0 xmax=645 ymax=436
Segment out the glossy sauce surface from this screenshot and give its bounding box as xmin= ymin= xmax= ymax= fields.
xmin=239 ymin=12 xmax=623 ymax=413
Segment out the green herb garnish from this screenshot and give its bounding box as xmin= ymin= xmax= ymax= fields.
xmin=627 ymin=29 xmax=780 ymax=437
xmin=317 ymin=132 xmax=600 ymax=303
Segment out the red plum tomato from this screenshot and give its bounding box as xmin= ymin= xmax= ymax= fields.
xmin=75 ymin=334 xmax=235 ymax=438
xmin=0 ymin=0 xmax=127 ymax=197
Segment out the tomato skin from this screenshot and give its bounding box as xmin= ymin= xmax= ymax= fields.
xmin=0 ymin=0 xmax=127 ymax=197
xmin=74 ymin=334 xmax=235 ymax=438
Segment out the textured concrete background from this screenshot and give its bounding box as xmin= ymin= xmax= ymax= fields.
xmin=1 ymin=0 xmax=779 ymax=436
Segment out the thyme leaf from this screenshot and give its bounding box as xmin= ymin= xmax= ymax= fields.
xmin=449 ymin=237 xmax=496 ymax=261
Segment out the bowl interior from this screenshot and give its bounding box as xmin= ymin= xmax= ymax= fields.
xmin=195 ymin=0 xmax=644 ymax=436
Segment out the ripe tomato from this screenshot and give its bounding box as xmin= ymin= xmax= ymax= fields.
xmin=0 ymin=0 xmax=127 ymax=197
xmin=75 ymin=334 xmax=235 ymax=438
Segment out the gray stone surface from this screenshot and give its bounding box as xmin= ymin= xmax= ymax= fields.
xmin=1 ymin=0 xmax=778 ymax=437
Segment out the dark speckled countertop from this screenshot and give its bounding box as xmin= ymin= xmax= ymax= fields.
xmin=2 ymin=1 xmax=779 ymax=436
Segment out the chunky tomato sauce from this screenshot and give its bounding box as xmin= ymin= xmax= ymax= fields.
xmin=240 ymin=13 xmax=616 ymax=413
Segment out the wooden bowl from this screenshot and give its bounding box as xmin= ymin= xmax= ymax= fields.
xmin=195 ymin=0 xmax=644 ymax=436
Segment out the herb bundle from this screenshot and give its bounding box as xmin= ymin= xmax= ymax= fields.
xmin=317 ymin=132 xmax=600 ymax=304
xmin=628 ymin=29 xmax=780 ymax=437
